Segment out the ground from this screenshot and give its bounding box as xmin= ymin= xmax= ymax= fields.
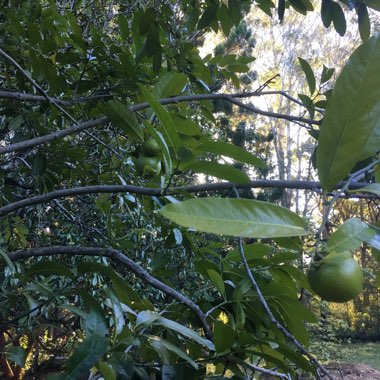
xmin=326 ymin=363 xmax=380 ymax=380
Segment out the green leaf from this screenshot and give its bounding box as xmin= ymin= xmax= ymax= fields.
xmin=321 ymin=0 xmax=333 ymax=27
xmin=278 ymin=0 xmax=285 ymax=22
xmin=100 ymin=100 xmax=144 ymax=140
xmin=85 ymin=310 xmax=108 ymax=338
xmin=144 ymin=122 xmax=173 ymax=183
xmin=65 ymin=336 xmax=108 ymax=380
xmin=320 ymin=64 xmax=335 ymax=84
xmin=218 ymin=4 xmax=233 ymax=36
xmin=160 ymin=198 xmax=309 ymax=238
xmin=107 ymin=353 xmax=135 ymax=379
xmin=317 ymin=34 xmax=380 ymax=191
xmin=195 ymin=141 xmax=266 ymax=168
xmin=288 ymin=0 xmax=307 ymax=14
xmin=139 ymin=85 xmax=181 ymax=154
xmin=298 ymin=57 xmax=316 ymax=94
xmin=6 ymin=346 xmax=27 ymax=368
xmin=356 ymin=3 xmax=371 ymax=41
xmin=228 ymin=0 xmax=241 ymax=26
xmin=136 ymin=310 xmax=160 ymax=327
xmin=96 ymin=360 xmax=117 ymax=380
xmin=350 ymin=183 xmax=380 ymax=196
xmin=214 ymin=321 xmax=236 ymax=353
xmin=198 ymin=2 xmax=218 ymax=29
xmin=327 ymin=218 xmax=374 ymax=253
xmin=331 ymin=1 xmax=346 ymax=36
xmin=104 ymin=288 xmax=125 ymax=336
xmin=364 ymin=0 xmax=380 ymax=12
xmin=184 ymin=160 xmax=250 ymax=184
xmin=298 ymin=94 xmax=315 ymax=119
xmin=153 ymin=72 xmax=187 ymax=99
xmin=155 ymin=316 xmax=215 ymax=350
xmin=376 ymin=271 xmax=380 ymax=288
xmin=95 ymin=193 xmax=112 ymax=215
xmin=147 ymin=335 xmax=198 ymax=369
xmin=26 ymin=261 xmax=73 ymax=277
xmin=0 ymin=248 xmax=15 ymax=272
xmin=206 ymin=269 xmax=226 ymax=296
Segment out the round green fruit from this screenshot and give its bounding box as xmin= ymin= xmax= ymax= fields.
xmin=142 ymin=138 xmax=161 ymax=157
xmin=307 ymin=253 xmax=363 ymax=303
xmin=135 ymin=156 xmax=161 ymax=178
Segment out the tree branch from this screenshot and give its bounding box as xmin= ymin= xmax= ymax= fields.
xmin=236 ymin=235 xmax=333 ymax=379
xmin=7 ymin=246 xmax=212 ymax=340
xmin=0 ymin=91 xmax=320 ymax=155
xmin=0 ymin=180 xmax=375 ymax=218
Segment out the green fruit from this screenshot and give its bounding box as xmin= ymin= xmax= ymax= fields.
xmin=307 ymin=252 xmax=363 ymax=303
xmin=142 ymin=138 xmax=161 ymax=157
xmin=135 ymin=156 xmax=161 ymax=178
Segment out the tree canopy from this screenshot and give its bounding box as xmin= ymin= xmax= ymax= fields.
xmin=0 ymin=0 xmax=379 ymax=379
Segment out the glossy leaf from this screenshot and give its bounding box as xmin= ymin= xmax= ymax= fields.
xmin=160 ymin=198 xmax=309 ymax=238
xmin=317 ymin=34 xmax=380 ymax=191
xmin=195 ymin=141 xmax=266 ymax=168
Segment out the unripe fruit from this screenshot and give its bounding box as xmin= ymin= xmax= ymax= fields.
xmin=142 ymin=139 xmax=161 ymax=157
xmin=307 ymin=252 xmax=363 ymax=303
xmin=135 ymin=156 xmax=161 ymax=178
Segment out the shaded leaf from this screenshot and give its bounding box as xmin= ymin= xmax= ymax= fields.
xmin=356 ymin=3 xmax=370 ymax=41
xmin=26 ymin=261 xmax=73 ymax=277
xmin=147 ymin=335 xmax=198 ymax=369
xmin=195 ymin=141 xmax=266 ymax=168
xmin=160 ymin=198 xmax=309 ymax=238
xmin=298 ymin=57 xmax=316 ymax=94
xmin=139 ymin=85 xmax=181 ymax=154
xmin=331 ymin=1 xmax=346 ymax=36
xmin=185 ymin=160 xmax=250 ymax=184
xmin=65 ymin=336 xmax=108 ymax=380
xmin=6 ymin=346 xmax=27 ymax=368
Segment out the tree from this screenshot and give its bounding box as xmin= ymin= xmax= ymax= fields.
xmin=0 ymin=0 xmax=379 ymax=379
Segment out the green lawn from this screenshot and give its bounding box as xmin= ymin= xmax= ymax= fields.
xmin=333 ymin=342 xmax=380 ymax=370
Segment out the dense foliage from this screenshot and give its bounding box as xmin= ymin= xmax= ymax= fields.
xmin=0 ymin=0 xmax=379 ymax=379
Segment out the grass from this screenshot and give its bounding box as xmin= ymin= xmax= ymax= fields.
xmin=333 ymin=342 xmax=380 ymax=370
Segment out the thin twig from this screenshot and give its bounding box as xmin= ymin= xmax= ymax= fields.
xmin=0 ymin=48 xmax=122 ymax=158
xmin=232 ymin=188 xmax=334 ymax=380
xmin=314 ymin=158 xmax=380 ymax=259
xmin=7 ymin=246 xmax=212 ymax=340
